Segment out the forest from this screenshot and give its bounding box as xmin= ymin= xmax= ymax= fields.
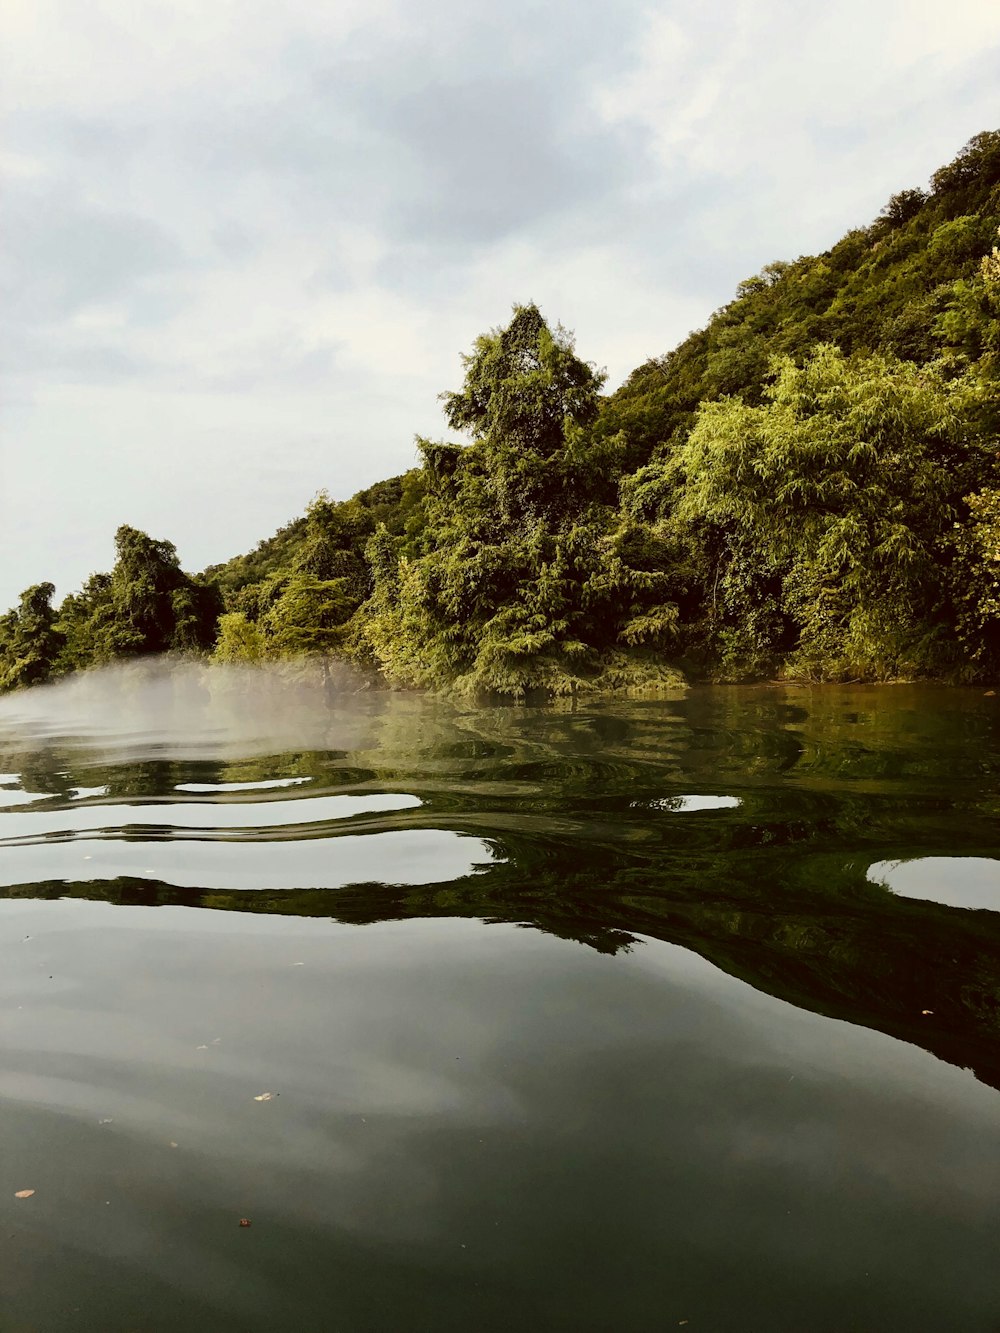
xmin=3 ymin=130 xmax=999 ymax=699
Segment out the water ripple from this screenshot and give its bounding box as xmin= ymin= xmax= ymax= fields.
xmin=0 ymin=792 xmax=422 ymax=840
xmin=0 ymin=828 xmax=498 ymax=890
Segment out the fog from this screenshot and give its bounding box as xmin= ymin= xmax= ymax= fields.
xmin=0 ymin=657 xmax=389 ymax=760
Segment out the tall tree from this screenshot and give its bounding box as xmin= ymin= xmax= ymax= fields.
xmin=52 ymin=527 xmax=222 ymax=671
xmin=362 ymin=304 xmax=682 ymax=698
xmin=0 ymin=583 xmax=65 ymax=690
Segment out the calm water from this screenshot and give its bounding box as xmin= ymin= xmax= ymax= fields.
xmin=1 ymin=666 xmax=1000 ymax=1331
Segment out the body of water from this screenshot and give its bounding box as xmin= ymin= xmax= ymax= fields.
xmin=1 ymin=667 xmax=999 ymax=1330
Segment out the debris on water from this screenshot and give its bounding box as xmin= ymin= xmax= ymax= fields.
xmin=14 ymin=1190 xmax=34 ymax=1199
xmin=99 ymin=1118 xmax=113 ymax=1125
xmin=254 ymin=1092 xmax=277 ymax=1102
xmin=239 ymin=1217 xmax=252 ymax=1227
xmin=922 ymin=1009 xmax=934 ymax=1015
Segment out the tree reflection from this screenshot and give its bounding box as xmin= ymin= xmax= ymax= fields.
xmin=2 ymin=683 xmax=1000 ymax=1089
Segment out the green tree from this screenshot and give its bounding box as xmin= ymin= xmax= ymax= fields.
xmin=213 ymin=570 xmax=352 ymax=664
xmin=0 ymin=583 xmax=65 ymax=690
xmin=362 ymin=305 xmax=683 ymax=698
xmin=55 ymin=572 xmax=113 ymax=672
xmin=676 ymin=346 xmax=998 ymax=678
xmin=265 ymin=573 xmax=353 ymax=657
xmin=82 ymin=525 xmax=220 ymax=660
xmin=952 ymin=487 xmax=1000 ymax=667
xmin=213 ymin=611 xmax=267 ymax=664
xmin=936 ymin=225 xmax=1000 ymax=373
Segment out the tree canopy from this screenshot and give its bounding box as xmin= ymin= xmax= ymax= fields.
xmin=359 ymin=304 xmax=682 ymax=698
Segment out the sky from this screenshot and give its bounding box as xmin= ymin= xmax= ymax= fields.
xmin=2 ymin=0 xmax=999 ymax=607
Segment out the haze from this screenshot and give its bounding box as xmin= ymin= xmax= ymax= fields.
xmin=0 ymin=658 xmax=377 ymax=759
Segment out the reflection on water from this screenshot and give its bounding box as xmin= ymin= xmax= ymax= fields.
xmin=174 ymin=777 xmax=311 ymax=792
xmin=1 ymin=665 xmax=1000 ymax=1330
xmin=0 ymin=791 xmax=423 ymax=836
xmin=634 ymin=793 xmax=742 ymax=811
xmin=871 ymin=855 xmax=1000 ymax=912
xmin=0 ymin=828 xmax=496 ymax=891
xmin=0 ymin=783 xmax=418 ymax=826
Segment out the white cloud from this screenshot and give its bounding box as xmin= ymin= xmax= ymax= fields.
xmin=1 ymin=0 xmax=998 ymax=605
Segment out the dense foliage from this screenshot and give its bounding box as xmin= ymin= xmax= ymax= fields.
xmin=1 ymin=527 xmax=221 ymax=690
xmin=3 ymin=131 xmax=999 ymax=697
xmin=206 ymin=477 xmax=425 ymax=669
xmin=359 ymin=306 xmax=683 ymax=697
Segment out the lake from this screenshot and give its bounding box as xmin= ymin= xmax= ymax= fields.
xmin=1 ymin=665 xmax=999 ymax=1331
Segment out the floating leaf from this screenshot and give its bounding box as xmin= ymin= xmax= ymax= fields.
xmin=239 ymin=1217 xmax=252 ymax=1227
xmin=14 ymin=1189 xmax=34 ymax=1199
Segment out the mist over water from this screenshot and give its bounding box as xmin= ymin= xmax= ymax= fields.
xmin=2 ymin=674 xmax=1000 ymax=1329
xmin=0 ymin=657 xmax=380 ymax=759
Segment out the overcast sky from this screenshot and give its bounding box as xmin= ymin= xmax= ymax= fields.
xmin=2 ymin=0 xmax=999 ymax=607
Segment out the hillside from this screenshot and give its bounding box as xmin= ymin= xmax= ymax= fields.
xmin=600 ymin=130 xmax=1000 ymax=460
xmin=2 ymin=130 xmax=999 ymax=695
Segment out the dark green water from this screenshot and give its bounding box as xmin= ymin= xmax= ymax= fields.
xmin=1 ymin=667 xmax=1000 ymax=1331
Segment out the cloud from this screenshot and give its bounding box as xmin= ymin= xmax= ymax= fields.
xmin=371 ymin=76 xmax=635 ymax=246
xmin=2 ymin=184 xmax=184 ymax=322
xmin=1 ymin=0 xmax=999 ymax=606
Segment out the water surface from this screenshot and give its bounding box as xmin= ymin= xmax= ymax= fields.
xmin=1 ymin=669 xmax=999 ymax=1330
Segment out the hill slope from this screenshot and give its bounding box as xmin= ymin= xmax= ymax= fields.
xmin=2 ymin=130 xmax=999 ymax=694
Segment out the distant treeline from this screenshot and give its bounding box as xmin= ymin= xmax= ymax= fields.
xmin=4 ymin=131 xmax=1000 ymax=698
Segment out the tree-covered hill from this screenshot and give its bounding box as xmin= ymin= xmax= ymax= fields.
xmin=600 ymin=130 xmax=1000 ymax=462
xmin=202 ymin=473 xmax=424 ymax=602
xmin=3 ymin=130 xmax=999 ymax=697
